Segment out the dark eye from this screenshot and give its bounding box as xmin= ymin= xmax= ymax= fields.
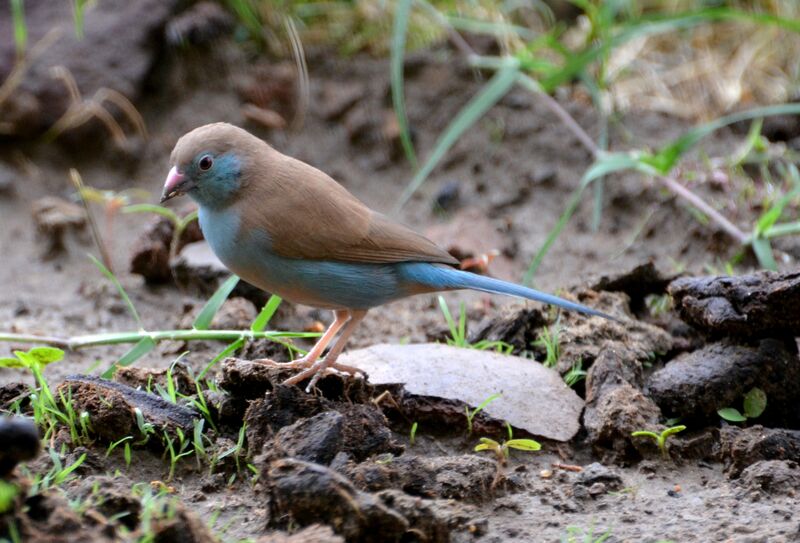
xmin=199 ymin=155 xmax=213 ymax=171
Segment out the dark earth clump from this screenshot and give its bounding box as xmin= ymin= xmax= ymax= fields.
xmin=669 ymin=270 xmax=800 ymax=337
xmin=647 ymin=338 xmax=800 ymax=426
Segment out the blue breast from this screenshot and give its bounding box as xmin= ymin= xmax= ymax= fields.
xmin=197 ymin=207 xmax=434 ymax=309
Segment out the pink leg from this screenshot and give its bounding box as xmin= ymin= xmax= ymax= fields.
xmin=283 ymin=309 xmax=368 ymax=391
xmin=255 ymin=310 xmax=349 ymax=369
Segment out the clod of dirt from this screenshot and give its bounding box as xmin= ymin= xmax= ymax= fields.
xmin=258 ymin=525 xmax=344 ymax=543
xmin=31 ymin=196 xmax=86 ymax=254
xmin=375 ymin=489 xmax=485 ymax=543
xmin=668 ymin=271 xmax=800 ymax=337
xmin=738 ymin=460 xmax=800 ymax=497
xmin=340 ymin=343 xmax=584 ymax=441
xmin=261 ymin=405 xmax=402 ymax=467
xmin=1 ymin=479 xmax=118 ymax=543
xmin=0 ymin=382 xmax=28 ymax=411
xmin=584 ymin=343 xmax=646 ymax=403
xmin=591 ymin=262 xmax=679 ymax=311
xmin=59 ymin=375 xmax=198 ymax=444
xmin=146 ymin=500 xmax=217 ymax=543
xmin=0 ymin=0 xmax=181 ymax=139
xmin=129 ymin=212 xmax=203 ymax=283
xmin=236 ymin=62 xmax=297 ymax=122
xmin=646 ymin=338 xmax=800 ymax=425
xmin=266 ymin=458 xmax=409 ymax=542
xmin=0 ymin=416 xmax=40 ymax=476
xmin=718 ymin=425 xmax=800 ymax=477
xmin=582 ymin=383 xmax=663 ymax=461
xmin=165 ymin=1 xmax=234 ymax=47
xmin=73 ymin=475 xmax=141 ymax=530
xmin=170 ymin=241 xmax=269 ymax=305
xmin=556 ymin=291 xmax=673 ymax=376
xmin=469 ymin=304 xmax=547 ymax=353
xmin=574 ymin=462 xmax=624 ymax=492
xmin=337 ymin=454 xmax=499 ymax=503
xmin=243 ymin=384 xmax=331 ymax=453
xmin=115 ymin=362 xmax=196 ymax=396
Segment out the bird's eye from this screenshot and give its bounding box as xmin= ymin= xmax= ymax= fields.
xmin=199 ymin=155 xmax=213 ymax=171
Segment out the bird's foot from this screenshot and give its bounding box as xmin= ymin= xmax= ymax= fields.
xmin=282 ymin=359 xmax=364 ymax=392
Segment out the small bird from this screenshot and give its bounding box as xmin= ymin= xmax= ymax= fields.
xmin=161 ymin=123 xmax=614 ymax=390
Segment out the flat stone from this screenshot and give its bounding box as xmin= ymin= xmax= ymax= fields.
xmin=341 ymin=343 xmax=584 ymax=441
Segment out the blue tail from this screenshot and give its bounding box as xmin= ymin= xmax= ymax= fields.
xmin=399 ymin=263 xmax=617 ymax=321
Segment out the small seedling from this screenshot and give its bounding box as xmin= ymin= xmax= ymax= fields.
xmin=631 ymin=425 xmax=686 ymax=458
xmin=465 ymin=393 xmax=500 ymax=435
xmin=718 ymin=387 xmax=767 ymax=423
xmin=409 ymin=422 xmax=418 ymax=447
xmin=563 ymin=358 xmax=587 ymax=387
xmin=533 ymin=324 xmax=560 ymax=368
xmin=437 ymin=296 xmax=513 ymax=353
xmin=474 ymin=423 xmax=541 ymax=465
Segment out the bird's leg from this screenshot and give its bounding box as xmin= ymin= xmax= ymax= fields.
xmin=283 ymin=309 xmax=367 ymax=391
xmin=254 ymin=310 xmax=349 ymax=369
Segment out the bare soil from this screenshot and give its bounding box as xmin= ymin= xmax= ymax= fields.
xmin=2 ymin=39 xmax=799 ymax=543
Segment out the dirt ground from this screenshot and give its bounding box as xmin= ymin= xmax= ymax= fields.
xmin=2 ymin=27 xmax=799 ymax=543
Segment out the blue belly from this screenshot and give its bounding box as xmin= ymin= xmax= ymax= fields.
xmin=197 ymin=207 xmax=426 ymax=309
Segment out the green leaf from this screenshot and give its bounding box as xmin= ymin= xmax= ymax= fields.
xmin=661 ymin=425 xmax=686 ymax=439
xmin=251 ymin=295 xmax=282 ymax=332
xmin=193 ymin=275 xmax=240 ymax=331
xmin=717 ymin=407 xmax=747 ymax=422
xmin=630 ymin=431 xmax=660 ymax=440
xmin=505 ymin=439 xmax=542 ymax=451
xmin=751 ymin=237 xmax=778 ymax=271
xmin=474 ymin=443 xmax=492 ymax=452
xmin=0 ymin=480 xmax=19 ymax=514
xmin=89 ymin=254 xmax=144 ymax=329
xmin=27 ymin=347 xmax=65 ymax=366
xmin=390 ymin=0 xmax=416 ymax=168
xmin=102 ymin=336 xmax=156 ymax=378
xmin=0 ymin=356 xmax=25 ymax=368
xmin=395 ymin=63 xmax=519 ymax=209
xmin=743 ymin=388 xmax=767 ymax=419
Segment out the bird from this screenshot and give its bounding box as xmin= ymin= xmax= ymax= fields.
xmin=161 ymin=123 xmax=616 ymax=391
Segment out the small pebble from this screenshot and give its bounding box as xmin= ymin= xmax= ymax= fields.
xmin=539 ymin=469 xmax=553 ymax=479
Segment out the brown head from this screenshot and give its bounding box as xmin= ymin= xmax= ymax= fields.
xmin=160 ymin=123 xmax=270 ymax=209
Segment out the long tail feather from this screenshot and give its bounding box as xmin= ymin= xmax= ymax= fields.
xmin=401 ymin=264 xmax=617 ymax=321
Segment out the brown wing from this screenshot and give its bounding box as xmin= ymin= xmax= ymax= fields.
xmin=235 ymin=148 xmax=458 ymax=266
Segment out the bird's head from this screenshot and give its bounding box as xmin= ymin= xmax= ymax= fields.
xmin=161 ymin=123 xmax=260 ymax=209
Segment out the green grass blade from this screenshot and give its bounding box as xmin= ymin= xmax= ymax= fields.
xmin=391 ymin=0 xmax=417 ymax=169
xmin=89 ymin=254 xmax=144 ymax=329
xmin=764 ymin=221 xmax=800 ymax=238
xmin=122 ymin=204 xmax=179 ymax=224
xmin=648 ymin=104 xmax=800 ymax=175
xmin=751 ymin=238 xmax=778 ymax=271
xmin=251 ymin=295 xmax=282 ymax=332
xmin=198 ymin=338 xmax=244 ymax=380
xmin=523 ymin=152 xmax=643 ymax=284
xmin=102 ymin=337 xmax=156 ymax=378
xmin=193 ymin=275 xmax=240 ymax=331
xmin=395 ymin=63 xmax=519 ymax=210
xmin=11 ymin=0 xmax=26 ymax=55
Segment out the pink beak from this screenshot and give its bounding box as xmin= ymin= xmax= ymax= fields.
xmin=160 ymin=166 xmax=186 ymax=203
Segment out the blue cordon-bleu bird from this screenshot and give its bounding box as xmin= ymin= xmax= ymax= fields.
xmin=161 ymin=123 xmax=616 ymax=390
